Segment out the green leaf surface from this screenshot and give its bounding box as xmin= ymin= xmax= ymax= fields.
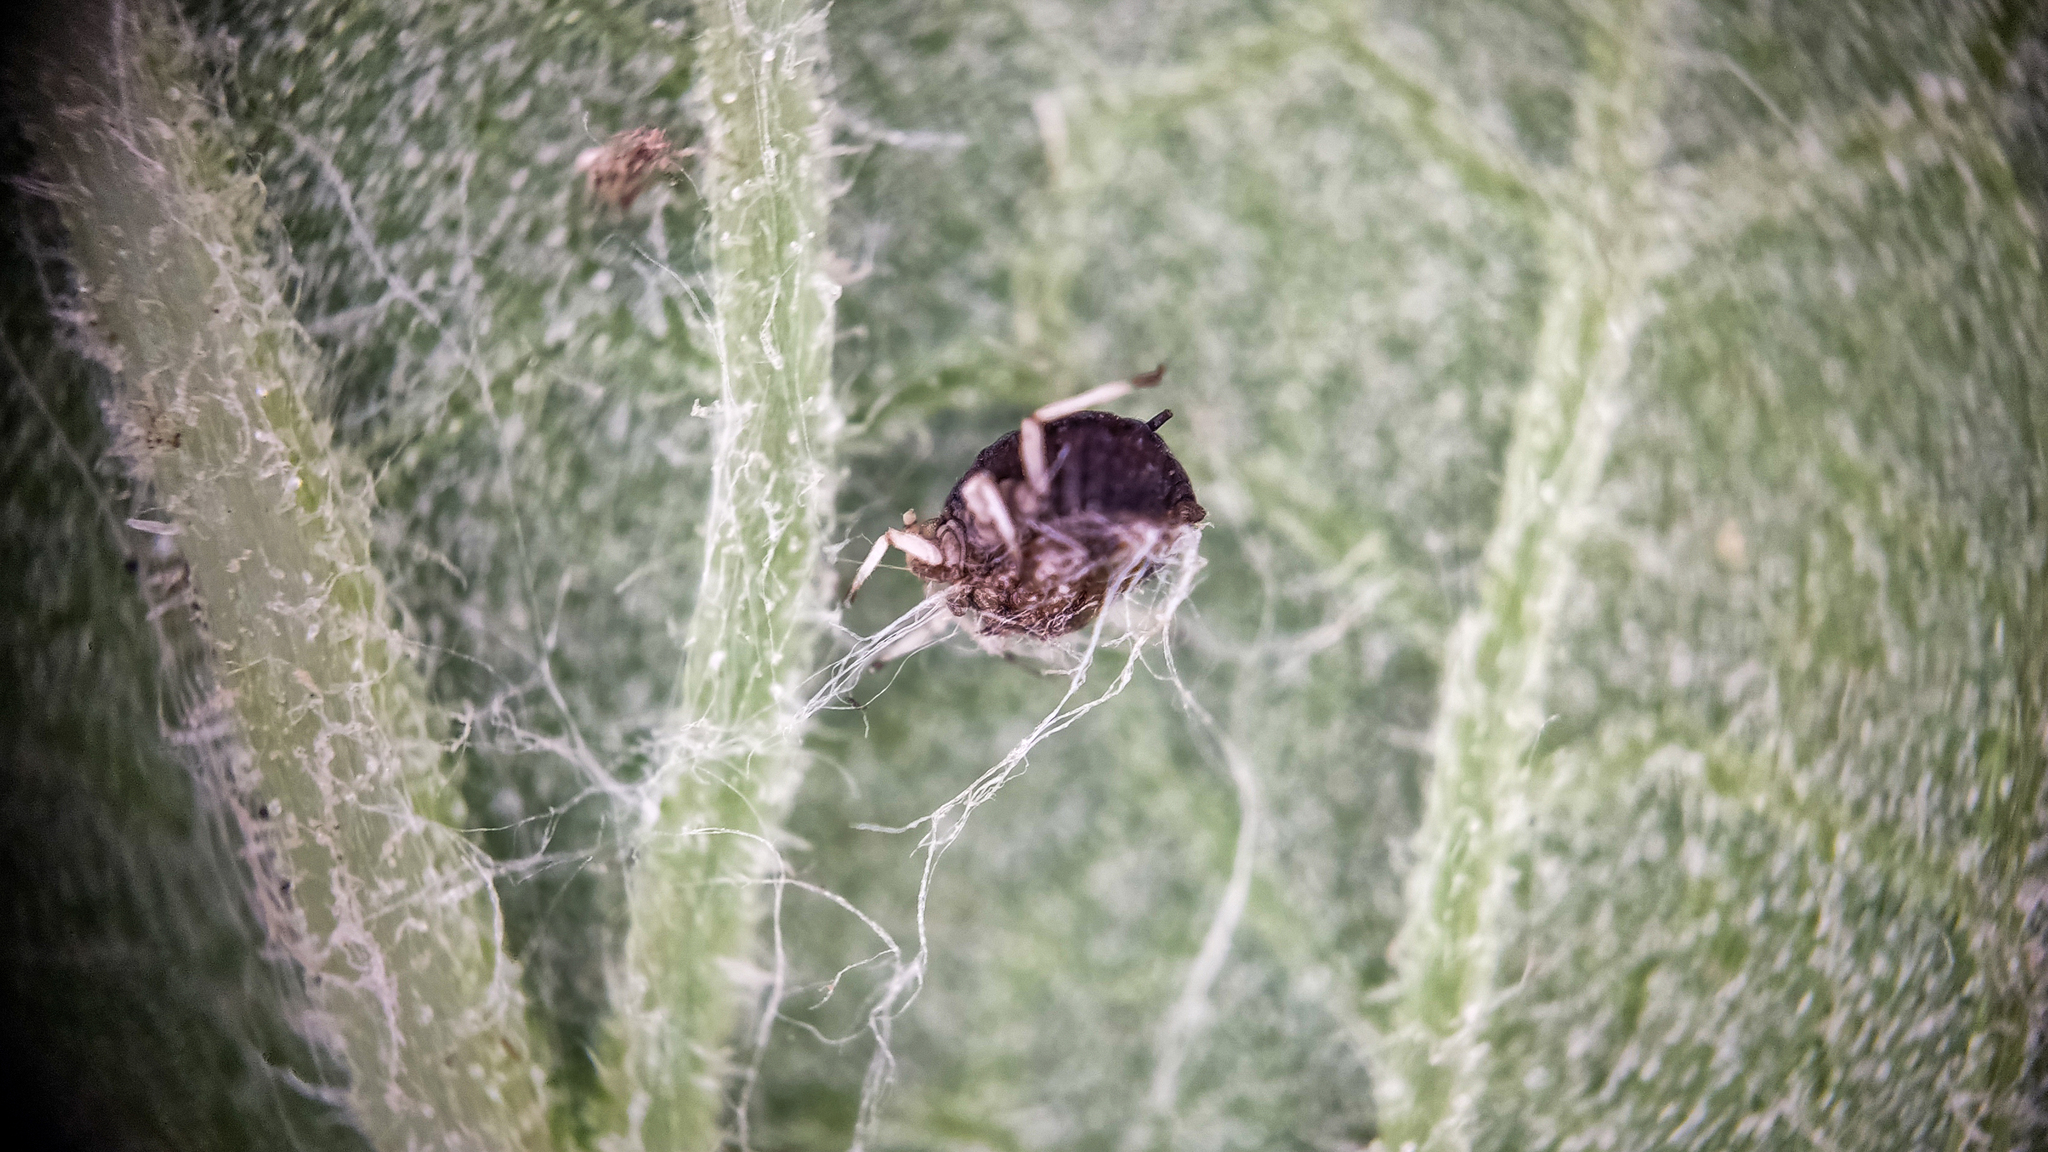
xmin=5 ymin=0 xmax=2046 ymax=1149
xmin=218 ymin=0 xmax=723 ymax=1140
xmin=763 ymin=1 xmax=2048 ymax=1149
xmin=18 ymin=3 xmax=554 ymax=1146
xmin=1 ymin=136 xmax=368 ymax=1152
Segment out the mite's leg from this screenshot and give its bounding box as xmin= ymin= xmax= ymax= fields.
xmin=1020 ymin=364 xmax=1167 ymax=492
xmin=891 ymin=529 xmax=943 ymax=566
xmin=846 ymin=523 xmax=944 ymax=602
xmin=959 ymin=471 xmax=1019 ymax=555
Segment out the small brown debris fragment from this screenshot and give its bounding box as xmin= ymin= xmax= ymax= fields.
xmin=574 ymin=127 xmax=686 ymax=211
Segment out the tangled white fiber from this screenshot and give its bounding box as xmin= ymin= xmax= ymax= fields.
xmin=729 ymin=529 xmax=1240 ymax=1150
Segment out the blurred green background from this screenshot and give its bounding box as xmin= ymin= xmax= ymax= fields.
xmin=5 ymin=0 xmax=2048 ymax=1149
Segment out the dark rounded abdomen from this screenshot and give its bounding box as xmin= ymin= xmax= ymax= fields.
xmin=947 ymin=411 xmax=1204 ymax=523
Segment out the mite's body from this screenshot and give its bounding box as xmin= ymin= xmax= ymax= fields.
xmin=848 ymin=367 xmax=1205 ymax=641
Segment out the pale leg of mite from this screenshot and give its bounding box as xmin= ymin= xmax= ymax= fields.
xmin=1019 ymin=364 xmax=1168 ymax=492
xmin=847 ymin=521 xmax=943 ymax=602
xmin=959 ymin=471 xmax=1019 ymax=555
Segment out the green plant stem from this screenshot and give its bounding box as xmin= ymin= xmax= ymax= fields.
xmin=1376 ymin=3 xmax=1669 ymax=1147
xmin=609 ymin=0 xmax=838 ymax=1147
xmin=25 ymin=2 xmax=550 ymax=1148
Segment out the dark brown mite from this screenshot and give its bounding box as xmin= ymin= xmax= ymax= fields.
xmin=847 ymin=366 xmax=1205 ymax=641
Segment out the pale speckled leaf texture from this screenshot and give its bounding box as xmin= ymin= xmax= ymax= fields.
xmin=3 ymin=1 xmax=2046 ymax=1151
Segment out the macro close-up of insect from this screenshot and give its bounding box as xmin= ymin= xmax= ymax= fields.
xmin=848 ymin=366 xmax=1206 ymax=642
xmin=18 ymin=1 xmax=2042 ymax=1149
